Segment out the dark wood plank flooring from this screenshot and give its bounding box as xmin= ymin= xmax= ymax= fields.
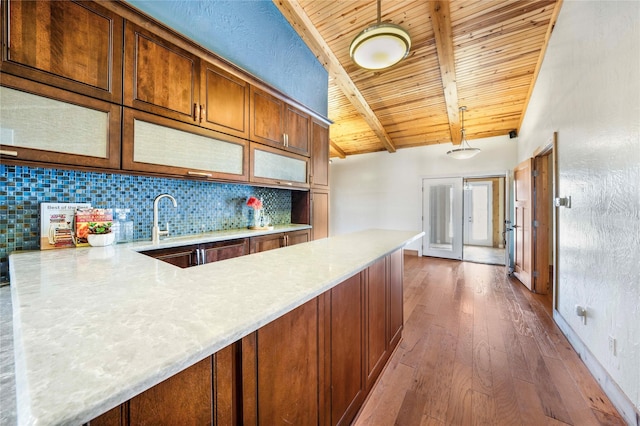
xmin=353 ymin=254 xmax=625 ymax=425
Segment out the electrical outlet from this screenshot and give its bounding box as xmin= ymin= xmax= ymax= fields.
xmin=608 ymin=335 xmax=616 ymax=356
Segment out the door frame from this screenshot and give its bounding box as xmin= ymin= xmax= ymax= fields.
xmin=420 ymin=171 xmax=510 ymax=266
xmin=532 ymin=133 xmax=558 ymax=306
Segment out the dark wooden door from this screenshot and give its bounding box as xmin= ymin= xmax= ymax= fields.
xmin=388 ymin=249 xmax=404 ymax=349
xmin=129 ymin=357 xmax=213 ymax=425
xmin=330 ymin=273 xmax=365 ymax=426
xmin=242 ymin=297 xmax=320 ymax=425
xmin=124 ymin=21 xmax=199 ymax=123
xmin=284 ymin=104 xmax=310 ymax=156
xmin=201 ymin=239 xmax=249 ymax=263
xmin=286 ymin=229 xmax=310 ymax=246
xmin=310 ymin=120 xmax=330 ymax=188
xmin=250 ymin=87 xmax=284 ymax=148
xmin=201 ymin=63 xmax=250 ymax=138
xmin=250 ymin=233 xmax=285 ymax=253
xmin=365 ymin=258 xmax=387 ymax=391
xmin=1 ymin=0 xmax=123 ymax=103
xmin=311 ymin=190 xmax=329 ymax=240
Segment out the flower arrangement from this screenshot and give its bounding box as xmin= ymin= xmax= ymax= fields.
xmin=246 ymin=196 xmax=263 ymax=210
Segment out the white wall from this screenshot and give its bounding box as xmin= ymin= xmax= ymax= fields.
xmin=329 ymin=135 xmax=518 ymax=252
xmin=517 ymin=0 xmax=640 ymax=418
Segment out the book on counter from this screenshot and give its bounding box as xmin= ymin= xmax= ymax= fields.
xmin=75 ymin=208 xmax=113 ymax=247
xmin=40 ymin=202 xmax=91 ymax=250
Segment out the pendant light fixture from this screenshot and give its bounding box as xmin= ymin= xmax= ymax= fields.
xmin=447 ymin=106 xmax=480 ymax=159
xmin=349 ymin=0 xmax=411 ymax=70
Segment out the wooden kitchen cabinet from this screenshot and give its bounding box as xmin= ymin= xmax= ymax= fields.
xmin=250 ymin=142 xmax=309 ymax=189
xmin=329 ymin=273 xmax=366 ymax=426
xmin=0 ymin=74 xmax=121 ymax=169
xmin=129 ymin=357 xmax=213 ymax=425
xmin=365 ymin=258 xmax=388 ymax=391
xmin=250 ymin=87 xmax=310 ymax=157
xmin=201 ymin=63 xmax=250 ymax=138
xmin=249 ymin=229 xmax=310 ymax=253
xmin=310 ymin=119 xmax=330 ymax=189
xmin=124 ymin=21 xmax=199 ymax=123
xmin=311 ymin=190 xmax=329 ymax=240
xmin=388 ymin=248 xmax=404 ymax=349
xmin=241 ymin=296 xmax=322 ymax=425
xmin=122 ymin=108 xmax=248 ymax=182
xmin=140 ymin=238 xmax=249 ymax=268
xmin=201 ymin=238 xmax=250 ymax=263
xmin=1 ymin=0 xmax=123 ymax=103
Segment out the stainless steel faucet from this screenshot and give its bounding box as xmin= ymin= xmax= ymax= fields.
xmin=152 ymin=194 xmax=178 ymax=244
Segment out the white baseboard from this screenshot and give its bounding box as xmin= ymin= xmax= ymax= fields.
xmin=553 ymin=310 xmax=639 ymax=426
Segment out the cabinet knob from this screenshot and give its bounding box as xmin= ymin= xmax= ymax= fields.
xmin=199 ymin=105 xmax=205 ymax=123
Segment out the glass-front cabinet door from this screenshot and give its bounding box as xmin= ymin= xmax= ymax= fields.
xmin=422 ymin=177 xmax=463 ymax=260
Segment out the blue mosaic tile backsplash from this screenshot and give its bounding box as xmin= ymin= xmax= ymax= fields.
xmin=0 ymin=164 xmax=293 ymax=283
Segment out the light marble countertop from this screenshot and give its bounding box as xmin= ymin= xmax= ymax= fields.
xmin=5 ymin=228 xmax=422 ymax=425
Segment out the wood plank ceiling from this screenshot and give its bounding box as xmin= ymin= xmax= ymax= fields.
xmin=274 ymin=0 xmax=562 ymax=158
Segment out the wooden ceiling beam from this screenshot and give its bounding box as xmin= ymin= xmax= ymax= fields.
xmin=330 ymin=140 xmax=347 ymax=159
xmin=273 ymin=0 xmax=397 ymax=153
xmin=428 ymin=0 xmax=462 ymax=145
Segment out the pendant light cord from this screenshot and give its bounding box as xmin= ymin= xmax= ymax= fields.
xmin=377 ymin=0 xmax=381 ymax=24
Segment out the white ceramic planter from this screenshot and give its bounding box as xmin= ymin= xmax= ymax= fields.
xmin=87 ymin=233 xmax=115 ymax=247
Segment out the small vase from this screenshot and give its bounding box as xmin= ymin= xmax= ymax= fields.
xmin=250 ymin=209 xmax=263 ymax=229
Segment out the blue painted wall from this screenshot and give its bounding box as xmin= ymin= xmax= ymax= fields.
xmin=126 ymin=0 xmax=328 ymax=116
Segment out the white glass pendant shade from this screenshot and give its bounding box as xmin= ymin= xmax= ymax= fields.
xmin=446 ymin=145 xmax=481 ymax=159
xmin=446 ymin=106 xmax=481 ymax=159
xmin=350 ymin=23 xmax=411 ymax=70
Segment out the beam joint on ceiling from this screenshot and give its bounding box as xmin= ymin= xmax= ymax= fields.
xmin=273 ymin=0 xmax=397 ymax=153
xmin=330 ymin=140 xmax=347 ymax=159
xmin=428 ymin=0 xmax=461 ymax=145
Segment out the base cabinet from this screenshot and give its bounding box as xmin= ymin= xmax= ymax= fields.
xmin=88 ymin=249 xmax=404 ymax=426
xmin=249 ymin=229 xmax=310 ymax=253
xmin=140 ymin=238 xmax=249 ymax=268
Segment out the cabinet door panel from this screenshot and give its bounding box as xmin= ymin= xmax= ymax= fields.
xmin=201 ymin=64 xmax=249 ymax=138
xmin=2 ymin=0 xmax=123 ymax=103
xmin=250 ymin=87 xmax=284 ymax=147
xmin=330 ymin=273 xmax=365 ymax=426
xmin=284 ymin=104 xmax=310 ymax=156
xmin=129 ymin=357 xmax=212 ymax=425
xmin=310 ymin=120 xmax=330 ymax=188
xmin=286 ymin=229 xmax=310 ymax=246
xmin=201 ymin=239 xmax=249 ymax=263
xmin=253 ymin=298 xmax=320 ymax=425
xmin=311 ymin=191 xmax=329 ymax=240
xmin=124 ymin=22 xmax=198 ymax=121
xmin=389 ymin=249 xmax=404 ymax=349
xmin=0 ymin=76 xmax=120 ymax=169
xmin=122 ymin=108 xmax=248 ymax=182
xmin=366 ymin=258 xmax=387 ymax=390
xmin=140 ymin=246 xmax=197 ymax=268
xmin=250 ymin=233 xmax=285 ymax=253
xmin=250 ymin=143 xmax=309 ymax=189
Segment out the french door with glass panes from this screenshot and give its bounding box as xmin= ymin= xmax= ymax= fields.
xmin=422 ymin=177 xmax=463 ymax=260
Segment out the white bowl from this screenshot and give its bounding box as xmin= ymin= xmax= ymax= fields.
xmin=87 ymin=233 xmax=115 ymax=247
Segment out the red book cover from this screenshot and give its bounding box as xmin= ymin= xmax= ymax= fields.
xmin=75 ymin=208 xmax=113 ymax=247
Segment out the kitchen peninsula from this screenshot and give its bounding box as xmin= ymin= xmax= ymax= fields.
xmin=5 ymin=229 xmax=422 ymax=425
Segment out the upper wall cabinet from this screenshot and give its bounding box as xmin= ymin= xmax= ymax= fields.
xmin=124 ymin=22 xmax=251 ymax=140
xmin=0 ymin=74 xmax=121 ymax=169
xmin=124 ymin=21 xmax=199 ymax=123
xmin=1 ymin=0 xmax=123 ymax=103
xmin=310 ymin=119 xmax=329 ymax=189
xmin=250 ymin=87 xmax=310 ymax=157
xmin=201 ymin=63 xmax=250 ymax=139
xmin=122 ymin=108 xmax=248 ymax=182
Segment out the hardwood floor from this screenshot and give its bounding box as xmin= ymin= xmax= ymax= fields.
xmin=353 ymin=254 xmax=626 ymax=426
